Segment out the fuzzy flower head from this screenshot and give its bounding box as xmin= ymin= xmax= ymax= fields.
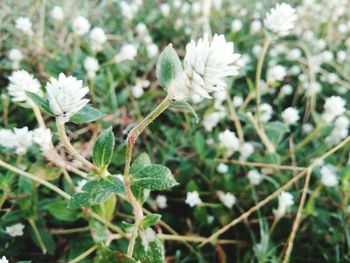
xmin=182 ymin=34 xmax=240 ymax=99
xmin=185 ymin=191 xmax=202 ymax=207
xmin=15 ymin=17 xmax=33 ymax=35
xmin=84 ymin=57 xmax=99 ymax=79
xmin=5 ymin=223 xmax=25 ymax=237
xmin=0 ymin=127 xmax=33 ymax=155
xmin=33 ymin=128 xmax=53 ymax=154
xmin=0 ymin=256 xmax=8 ymax=263
xmin=89 ymin=27 xmax=107 ymax=51
xmin=322 ymin=96 xmax=346 ymax=123
xmin=276 ymin=191 xmax=294 ymax=218
xmin=264 ymin=3 xmax=297 ymax=38
xmin=281 ymin=107 xmax=299 ymax=126
xmin=115 ymin=44 xmax=138 ymax=63
xmin=218 ymin=129 xmax=240 ymax=157
xmin=320 ymin=164 xmax=338 ymax=187
xmin=72 ymin=16 xmax=90 ymax=36
xmin=7 ymin=70 xmax=41 ymax=104
xmin=247 ymin=170 xmax=263 ymax=186
xmin=155 ymin=195 xmax=167 ymax=209
xmin=8 ymin=49 xmax=23 ymax=69
xmin=51 ymin=6 xmax=64 ymax=21
xmin=46 ymin=73 xmax=89 ymax=123
xmin=217 ymin=191 xmax=236 ymax=209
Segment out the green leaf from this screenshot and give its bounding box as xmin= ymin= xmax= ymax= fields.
xmin=68 ymin=175 xmax=124 ymax=209
xmin=133 ymin=229 xmax=165 ymax=263
xmin=47 ymin=200 xmax=81 ymax=222
xmin=265 ymin=121 xmax=290 ymax=146
xmin=132 ymin=164 xmax=178 ymax=190
xmin=89 ymin=219 xmax=108 ymax=243
xmin=169 ymin=99 xmax=199 ymax=123
xmin=70 ymin=106 xmax=105 ymax=124
xmin=130 ymin=152 xmax=152 ymax=175
xmin=93 ymin=127 xmax=115 ymax=169
xmin=94 ymin=247 xmax=137 ymax=263
xmin=156 ymin=43 xmax=183 ymax=89
xmin=140 ymin=214 xmax=161 ymax=229
xmin=26 ymin=92 xmax=54 ymax=115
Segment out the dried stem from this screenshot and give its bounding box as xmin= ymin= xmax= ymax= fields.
xmin=199 ymin=135 xmax=350 ymax=247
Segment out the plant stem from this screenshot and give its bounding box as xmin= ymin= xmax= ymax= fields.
xmin=32 ymin=104 xmax=45 ymax=128
xmin=68 ymin=244 xmax=98 ymax=263
xmin=225 ymin=86 xmax=244 ymax=143
xmin=51 ymin=226 xmax=90 ymax=234
xmin=283 ymin=168 xmax=312 ymax=263
xmin=124 ymin=97 xmax=171 ymax=256
xmin=0 ymin=159 xmax=71 ymax=199
xmin=28 ymin=218 xmax=47 ymax=254
xmin=291 ymin=122 xmax=325 ymax=155
xmin=56 ymin=119 xmax=97 ymax=172
xmin=255 ymin=37 xmax=271 ymax=123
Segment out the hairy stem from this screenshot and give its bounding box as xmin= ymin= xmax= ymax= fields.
xmin=28 ymin=218 xmax=47 ymax=254
xmin=32 ymin=104 xmax=46 ymax=128
xmin=68 ymin=244 xmax=98 ymax=263
xmin=255 ymin=37 xmax=271 ymax=123
xmin=56 ymin=119 xmax=97 ymax=171
xmin=124 ymin=97 xmax=171 ymax=256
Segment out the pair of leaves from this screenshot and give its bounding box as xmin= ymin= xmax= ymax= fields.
xmin=26 ymin=92 xmax=104 ymax=124
xmin=68 ymin=175 xmax=124 ymax=209
xmin=93 ymin=127 xmax=115 ymax=170
xmin=130 ymin=153 xmax=178 ymax=191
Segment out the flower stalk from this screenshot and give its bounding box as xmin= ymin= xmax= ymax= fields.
xmin=124 ymin=97 xmax=171 ymax=256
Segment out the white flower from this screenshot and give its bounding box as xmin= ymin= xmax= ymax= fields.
xmin=5 ymin=223 xmax=25 ymax=237
xmin=232 ymin=96 xmax=243 ymax=108
xmin=146 ymin=43 xmax=159 ymax=58
xmin=33 ymin=128 xmax=53 ymax=154
xmin=267 ymin=65 xmax=287 ymax=83
xmin=322 ymin=96 xmax=346 ymax=123
xmin=84 ymin=57 xmax=99 ymax=79
xmin=185 ymin=191 xmax=202 ymax=207
xmin=247 ymin=170 xmax=263 ymax=185
xmin=51 ymin=6 xmax=64 ymax=21
xmin=0 ymin=127 xmax=33 ymax=155
xmin=160 ymin=3 xmax=170 ymax=17
xmin=217 ymin=191 xmax=236 ymax=209
xmin=89 ymin=27 xmax=107 ymax=51
xmin=8 ymin=70 xmax=41 ymax=103
xmin=280 ymin=84 xmax=293 ymax=96
xmin=115 ymin=44 xmax=138 ymax=63
xmin=326 ymin=116 xmax=349 ymax=145
xmin=0 ymin=256 xmax=8 ymax=263
xmin=180 ymin=34 xmax=240 ymax=100
xmin=202 ymin=111 xmax=224 ymax=132
xmin=131 ymin=79 xmax=150 ymax=98
xmin=231 ymin=19 xmax=243 ymax=32
xmin=287 ymin=48 xmax=302 ymax=61
xmin=155 ymin=195 xmax=167 ymax=209
xmin=15 ymin=17 xmax=33 ymax=35
xmin=239 ymin=142 xmax=254 ymax=161
xmin=302 ymin=123 xmax=313 ymax=134
xmin=218 ymin=129 xmax=240 ymax=157
xmin=250 ymin=20 xmax=262 ymax=34
xmin=264 ymin=3 xmax=297 ymax=37
xmin=217 ymin=163 xmax=229 ymax=174
xmin=72 ymin=16 xmax=90 ymax=36
xmin=281 ymin=107 xmax=299 ymax=126
xmin=320 ymin=164 xmax=338 ymax=187
xmin=337 ymin=50 xmax=347 ymax=62
xmin=46 ymin=73 xmax=89 ymax=123
xmin=136 ymin=23 xmax=148 ymax=37
xmin=259 ymin=103 xmax=273 ymax=123
xmin=8 ymin=49 xmax=23 ymax=69
xmin=276 ymin=191 xmax=294 ymax=217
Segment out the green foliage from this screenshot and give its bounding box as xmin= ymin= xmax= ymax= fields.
xmin=140 ymin=214 xmax=162 ymax=229
xmin=156 ymin=44 xmax=183 ymax=89
xmin=133 ymin=229 xmax=165 ymax=263
xmin=26 ymin=92 xmax=54 ymax=115
xmin=68 ymin=176 xmax=124 ymax=209
xmin=70 ymin=106 xmax=105 ymax=124
xmin=93 ymin=127 xmax=115 ymax=169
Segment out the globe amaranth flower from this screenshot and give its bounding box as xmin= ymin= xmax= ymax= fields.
xmin=46 ymin=73 xmax=89 ymax=123
xmin=264 ymin=3 xmax=297 ymax=38
xmin=0 ymin=256 xmax=8 ymax=263
xmin=15 ymin=17 xmax=33 ymax=35
xmin=322 ymin=96 xmax=346 ymax=123
xmin=7 ymin=70 xmax=41 ymax=104
xmin=275 ymin=191 xmax=294 ymax=218
xmin=5 ymin=223 xmax=25 ymax=237
xmin=89 ymin=27 xmax=107 ymax=51
xmin=51 ymin=6 xmax=64 ymax=21
xmin=84 ymin=57 xmax=99 ymax=80
xmin=72 ymin=16 xmax=90 ymax=36
xmin=0 ymin=127 xmax=33 ymax=155
xmin=182 ymin=34 xmax=240 ymax=99
xmin=185 ymin=191 xmax=202 ymax=207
